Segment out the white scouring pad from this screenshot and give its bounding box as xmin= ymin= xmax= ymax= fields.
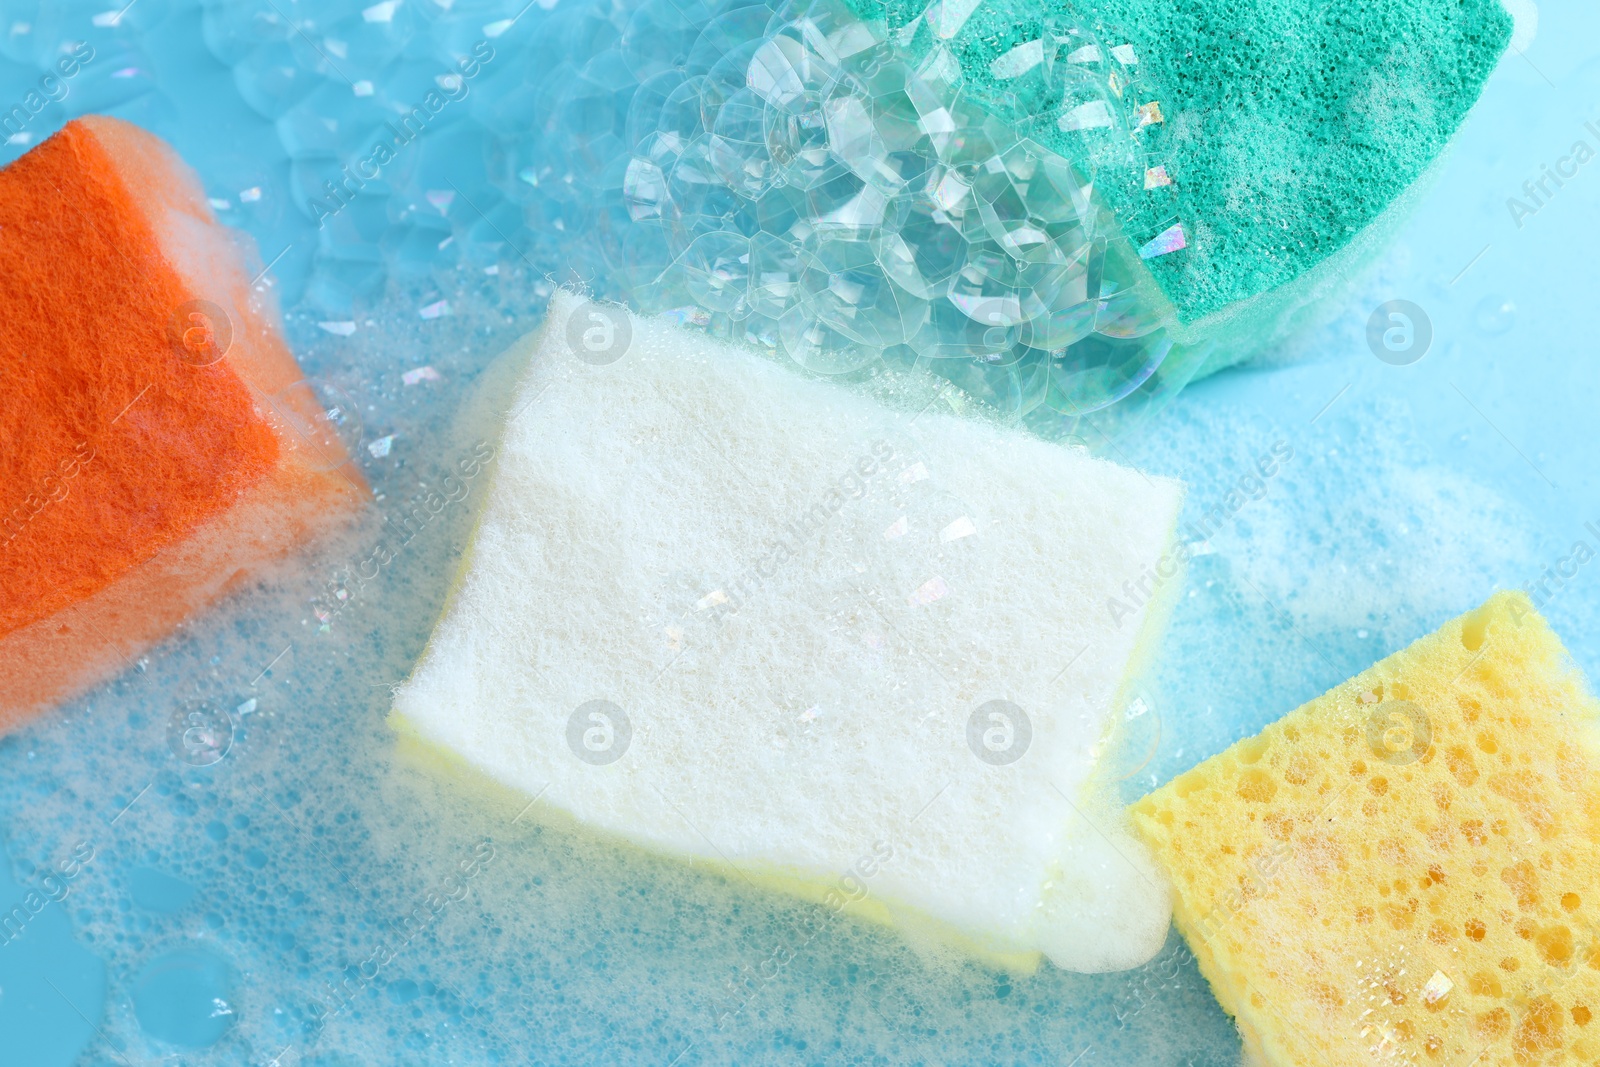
xmin=393 ymin=290 xmax=1185 ymax=973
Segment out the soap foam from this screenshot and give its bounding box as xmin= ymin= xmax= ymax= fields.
xmin=0 ymin=262 xmax=1562 ymax=1066
xmin=1113 ymin=377 xmax=1539 ymax=801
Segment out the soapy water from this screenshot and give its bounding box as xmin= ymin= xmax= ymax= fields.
xmin=0 ymin=0 xmax=1593 ymax=1065
xmin=2 ymin=267 xmax=1239 ymax=1064
xmin=0 ymin=293 xmax=1234 ymax=1065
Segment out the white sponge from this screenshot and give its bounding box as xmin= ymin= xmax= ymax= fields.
xmin=393 ymin=291 xmax=1183 ymax=973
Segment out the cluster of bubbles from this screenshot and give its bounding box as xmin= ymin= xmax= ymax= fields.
xmin=534 ymin=0 xmax=1190 ymax=417
xmin=181 ymin=0 xmax=1192 ymax=424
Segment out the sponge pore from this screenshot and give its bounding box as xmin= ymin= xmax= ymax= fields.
xmin=1131 ymin=592 xmax=1600 ymax=1067
xmin=393 ymin=291 xmax=1183 ymax=973
xmin=0 ymin=116 xmax=365 ymax=724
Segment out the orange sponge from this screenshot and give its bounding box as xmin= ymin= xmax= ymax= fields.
xmin=0 ymin=116 xmax=365 ymax=727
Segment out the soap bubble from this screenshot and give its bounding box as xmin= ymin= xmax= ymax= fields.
xmin=575 ymin=0 xmax=1181 ymax=407
xmin=798 ymin=235 xmax=927 ymax=346
xmin=202 ymin=0 xmax=1191 ymax=403
xmin=198 ymin=0 xmax=1189 ymax=415
xmin=269 ymin=378 xmax=364 ymax=471
xmin=766 ymin=91 xmax=845 ymax=190
xmin=779 ymin=303 xmax=879 ymax=374
xmin=709 ymin=88 xmax=779 ymax=196
xmin=131 ymin=946 xmax=237 ymax=1048
xmin=622 ymin=0 xmax=708 ymax=81
xmin=681 ymin=230 xmax=753 ymax=314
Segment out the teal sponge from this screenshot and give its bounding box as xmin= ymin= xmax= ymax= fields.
xmin=855 ymin=0 xmax=1512 ymax=326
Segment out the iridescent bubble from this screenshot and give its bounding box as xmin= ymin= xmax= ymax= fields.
xmin=805 ymin=172 xmax=905 ymax=235
xmin=471 ymin=0 xmax=1185 ymax=416
xmin=1016 ymin=246 xmax=1096 ymax=348
xmin=201 ymin=2 xmax=292 ymax=67
xmin=1045 ymin=331 xmax=1172 ymax=414
xmin=941 ymin=354 xmax=1051 ymax=416
xmin=700 ymin=38 xmax=767 ymax=131
xmin=939 ymin=100 xmax=1018 ymax=174
xmin=754 ymin=183 xmax=808 ymax=235
xmin=132 ymin=947 xmax=237 ymax=1049
xmin=767 ymin=0 xmax=887 ymax=73
xmin=779 ymin=303 xmax=880 ymax=374
xmin=798 ymin=235 xmax=927 ymax=346
xmin=233 ymin=41 xmax=319 ymax=119
xmin=681 ymin=230 xmax=754 ymax=314
xmin=623 ymin=154 xmax=674 ymax=221
xmin=325 ymin=6 xmax=416 ymax=71
xmin=668 ymin=135 xmax=742 ymax=240
xmin=553 ymin=74 xmax=632 ymax=184
xmin=656 ymin=74 xmax=711 ymax=161
xmin=623 ymin=0 xmax=712 ymax=81
xmin=766 ymin=92 xmax=844 ymax=189
xmin=949 ymin=243 xmax=1024 ymax=327
xmin=619 ymin=220 xmax=679 ymax=295
xmin=750 ymin=230 xmax=804 ymax=316
xmin=1094 ymin=240 xmax=1166 ymax=340
xmin=559 ymin=3 xmax=629 ymax=62
xmin=686 ymin=6 xmax=774 ymax=77
xmin=920 ymin=295 xmax=1018 ymax=360
xmin=629 ymin=70 xmax=691 ymax=152
xmin=747 ymin=32 xmax=840 ymax=109
xmin=877 ymin=212 xmax=967 ymax=299
xmin=710 ymin=88 xmax=779 ymax=197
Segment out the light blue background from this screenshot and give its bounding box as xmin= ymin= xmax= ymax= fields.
xmin=1 ymin=1 xmax=1597 ymax=1063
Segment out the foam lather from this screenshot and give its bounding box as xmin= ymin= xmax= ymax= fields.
xmin=393 ymin=291 xmax=1183 ymax=972
xmin=1131 ymin=592 xmax=1600 ymax=1067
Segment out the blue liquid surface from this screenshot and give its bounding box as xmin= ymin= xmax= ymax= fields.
xmin=1 ymin=1 xmax=1598 ymax=1064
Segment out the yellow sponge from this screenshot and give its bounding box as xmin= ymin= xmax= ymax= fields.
xmin=1130 ymin=592 xmax=1600 ymax=1067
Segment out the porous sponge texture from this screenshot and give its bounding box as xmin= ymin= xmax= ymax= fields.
xmin=1093 ymin=0 xmax=1511 ymax=321
xmin=394 ymin=291 xmax=1182 ymax=973
xmin=860 ymin=0 xmax=1511 ymax=323
xmin=1130 ymin=592 xmax=1600 ymax=1067
xmin=0 ymin=116 xmax=365 ymax=724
